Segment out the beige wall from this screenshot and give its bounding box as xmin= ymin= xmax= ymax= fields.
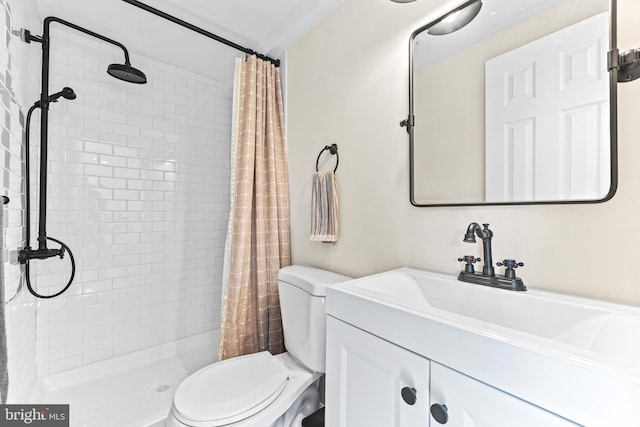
xmin=286 ymin=0 xmax=640 ymax=306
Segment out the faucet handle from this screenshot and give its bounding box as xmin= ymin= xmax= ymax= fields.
xmin=497 ymin=259 xmax=524 ymax=279
xmin=497 ymin=259 xmax=524 ymax=268
xmin=458 ymin=256 xmax=481 ymax=273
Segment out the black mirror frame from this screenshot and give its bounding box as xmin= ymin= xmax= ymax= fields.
xmin=404 ymin=0 xmax=619 ymax=207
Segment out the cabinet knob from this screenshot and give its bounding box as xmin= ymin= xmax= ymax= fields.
xmin=401 ymin=387 xmax=417 ymax=405
xmin=430 ymin=403 xmax=448 ymax=424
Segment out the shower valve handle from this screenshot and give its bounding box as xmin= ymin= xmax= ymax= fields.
xmin=18 ymin=247 xmax=63 ymax=264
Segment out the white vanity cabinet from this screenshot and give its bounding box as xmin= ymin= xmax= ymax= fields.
xmin=325 ymin=268 xmax=640 ymax=425
xmin=325 ymin=316 xmax=431 ymax=426
xmin=430 ymin=362 xmax=578 ymax=427
xmin=326 ymin=316 xmax=579 ymax=427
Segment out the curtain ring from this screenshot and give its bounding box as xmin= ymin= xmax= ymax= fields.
xmin=315 ymin=144 xmax=339 ymax=173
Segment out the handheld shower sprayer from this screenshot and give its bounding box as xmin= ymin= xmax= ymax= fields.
xmin=19 ymin=88 xmax=78 ymax=299
xmin=48 ymin=86 xmax=76 ymax=102
xmin=33 ymin=86 xmax=77 ymax=107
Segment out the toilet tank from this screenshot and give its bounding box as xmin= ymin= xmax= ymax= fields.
xmin=278 ymin=265 xmax=351 ymax=373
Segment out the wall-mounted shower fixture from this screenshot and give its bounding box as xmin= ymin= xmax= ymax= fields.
xmin=19 ymin=17 xmax=147 ymax=299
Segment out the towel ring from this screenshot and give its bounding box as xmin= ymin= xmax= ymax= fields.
xmin=315 ymin=144 xmax=339 ymax=173
xmin=2 ymin=196 xmax=8 ymax=205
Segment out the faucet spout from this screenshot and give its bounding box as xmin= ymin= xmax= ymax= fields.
xmin=463 ymin=223 xmax=477 ymax=243
xmin=463 ymin=222 xmax=480 ymax=242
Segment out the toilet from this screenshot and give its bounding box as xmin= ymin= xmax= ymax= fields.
xmin=167 ymin=265 xmax=351 ymax=427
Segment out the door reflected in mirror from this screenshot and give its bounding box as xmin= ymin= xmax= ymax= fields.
xmin=409 ymin=0 xmax=617 ymax=206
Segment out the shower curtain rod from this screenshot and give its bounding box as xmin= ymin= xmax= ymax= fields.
xmin=120 ymin=0 xmax=280 ymax=67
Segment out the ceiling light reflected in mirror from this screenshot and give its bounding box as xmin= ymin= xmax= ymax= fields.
xmin=427 ymin=0 xmax=483 ymax=35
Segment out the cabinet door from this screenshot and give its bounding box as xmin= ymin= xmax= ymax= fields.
xmin=430 ymin=362 xmax=579 ymax=426
xmin=325 ymin=317 xmax=430 ymax=427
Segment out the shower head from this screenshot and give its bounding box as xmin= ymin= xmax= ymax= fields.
xmin=48 ymin=87 xmax=76 ymax=102
xmin=107 ymin=63 xmax=147 ymax=84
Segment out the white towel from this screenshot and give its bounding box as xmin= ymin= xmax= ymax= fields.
xmin=310 ymin=171 xmax=338 ymax=243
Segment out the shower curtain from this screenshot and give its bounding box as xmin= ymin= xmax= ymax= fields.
xmin=219 ymin=56 xmax=290 ymax=360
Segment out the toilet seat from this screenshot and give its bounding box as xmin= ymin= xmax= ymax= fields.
xmin=172 ymin=352 xmax=290 ymax=426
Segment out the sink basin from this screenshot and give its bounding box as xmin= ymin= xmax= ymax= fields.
xmin=330 ymin=268 xmax=640 ymax=361
xmin=325 ymin=267 xmax=640 ymax=426
xmin=345 ymin=270 xmax=615 ymax=342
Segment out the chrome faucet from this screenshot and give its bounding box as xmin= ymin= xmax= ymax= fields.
xmin=458 ymin=222 xmax=526 ymax=291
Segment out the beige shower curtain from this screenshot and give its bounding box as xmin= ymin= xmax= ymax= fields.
xmin=219 ymin=56 xmax=290 ymax=360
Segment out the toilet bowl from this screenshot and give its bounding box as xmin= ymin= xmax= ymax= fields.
xmin=166 ymin=266 xmax=352 ymax=427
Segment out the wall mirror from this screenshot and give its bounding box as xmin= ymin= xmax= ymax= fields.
xmin=406 ymin=0 xmax=618 ymax=206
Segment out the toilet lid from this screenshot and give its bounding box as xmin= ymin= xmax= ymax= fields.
xmin=173 ymin=351 xmax=290 ymax=425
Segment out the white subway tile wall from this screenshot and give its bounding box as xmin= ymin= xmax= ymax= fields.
xmin=2 ymin=0 xmax=41 ymax=403
xmin=28 ymin=27 xmax=232 ymax=375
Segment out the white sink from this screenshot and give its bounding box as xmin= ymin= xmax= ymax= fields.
xmin=325 ymin=267 xmax=640 ymax=426
xmin=345 ymin=271 xmax=614 ymax=341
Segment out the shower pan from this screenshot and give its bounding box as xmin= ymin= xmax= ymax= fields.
xmin=19 ymin=17 xmax=147 ymax=298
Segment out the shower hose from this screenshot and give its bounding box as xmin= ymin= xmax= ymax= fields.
xmin=22 ymin=103 xmax=76 ymax=299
